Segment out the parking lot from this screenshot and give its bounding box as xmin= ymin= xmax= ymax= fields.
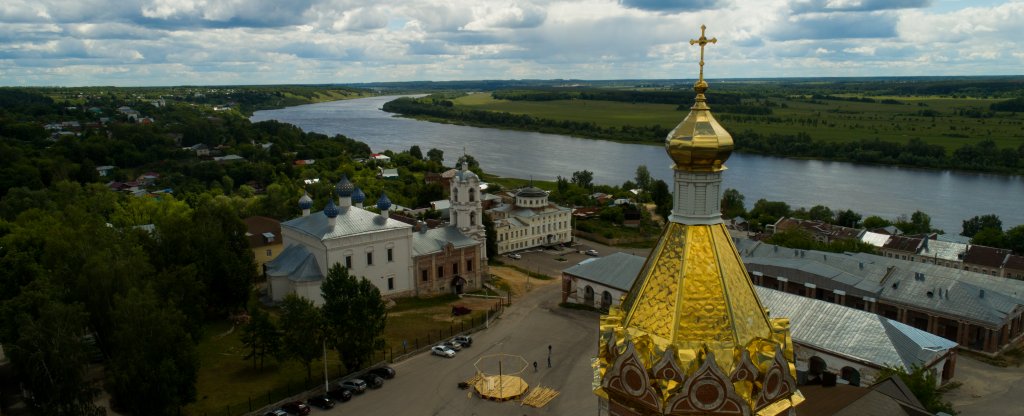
xmin=501 ymin=238 xmax=653 ymax=279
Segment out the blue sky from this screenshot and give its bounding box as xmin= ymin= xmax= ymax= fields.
xmin=1 ymin=0 xmax=1021 ymax=86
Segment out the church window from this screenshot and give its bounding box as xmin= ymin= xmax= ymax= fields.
xmin=438 ymin=266 xmax=444 ymax=278
xmin=467 ymin=259 xmax=473 ymax=272
xmin=469 ymin=189 xmax=476 ymax=202
xmin=345 ymin=256 xmax=352 ymax=269
xmin=470 ymin=212 xmax=476 ymax=226
xmin=387 ymin=277 xmax=394 ymax=290
xmin=387 ymin=248 xmax=394 ymax=262
xmin=266 ymin=249 xmax=272 ymax=257
xmin=367 ymin=252 xmax=373 ymax=265
xmin=421 ymin=270 xmax=428 ymax=282
xmin=453 ymin=262 xmax=459 ymax=275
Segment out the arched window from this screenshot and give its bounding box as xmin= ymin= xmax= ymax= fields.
xmin=840 ymin=366 xmax=860 ymax=387
xmin=601 ymin=291 xmax=613 ymax=310
xmin=584 ymin=286 xmax=594 ymax=306
xmin=809 ymin=356 xmax=827 ymax=376
xmin=470 ymin=212 xmax=476 ymax=226
xmin=469 ymin=188 xmax=476 ymax=202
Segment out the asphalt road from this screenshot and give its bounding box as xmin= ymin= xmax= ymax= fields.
xmin=317 ymin=283 xmax=602 ymax=415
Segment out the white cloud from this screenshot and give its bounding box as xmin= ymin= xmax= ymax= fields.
xmin=0 ymin=0 xmax=1021 ymax=85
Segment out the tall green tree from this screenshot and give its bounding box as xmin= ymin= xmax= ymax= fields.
xmin=483 ymin=212 xmax=498 ymax=261
xmin=105 ymin=287 xmax=199 ymax=416
xmin=321 ymin=265 xmax=387 ymax=372
xmin=634 ymin=165 xmax=651 ymax=193
xmin=877 ymin=364 xmax=956 ymax=415
xmin=650 ymin=179 xmax=672 ymax=220
xmin=863 ymin=215 xmax=892 ymax=230
xmin=571 ymin=170 xmax=594 ymax=190
xmin=808 ymin=205 xmax=835 ymax=223
xmin=280 ymin=294 xmax=324 ymax=382
xmin=426 ymin=148 xmax=444 ymax=164
xmin=239 ymin=307 xmax=282 ymax=370
xmin=1006 ymin=225 xmax=1024 ymax=255
xmin=720 ymin=188 xmax=745 ymax=219
xmin=408 ymin=145 xmax=423 ymax=160
xmin=8 ymin=300 xmax=106 ymax=416
xmin=961 ymin=214 xmax=1002 ymax=238
xmin=835 ymin=209 xmax=862 ymax=228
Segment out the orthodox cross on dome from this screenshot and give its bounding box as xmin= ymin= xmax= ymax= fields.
xmin=689 ymin=24 xmax=717 ymax=86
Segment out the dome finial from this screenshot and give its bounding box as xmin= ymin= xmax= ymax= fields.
xmin=689 ymin=24 xmax=717 ymax=95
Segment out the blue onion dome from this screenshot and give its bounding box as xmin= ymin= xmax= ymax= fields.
xmin=323 ymin=199 xmax=339 ymax=218
xmin=335 ymin=174 xmax=354 ymax=197
xmin=351 ymin=186 xmax=365 ymax=204
xmin=376 ymin=192 xmax=392 ymax=211
xmin=298 ymin=193 xmax=313 ymax=210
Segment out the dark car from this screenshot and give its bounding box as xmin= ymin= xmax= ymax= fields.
xmin=280 ymin=401 xmax=310 ymax=415
xmin=327 ymin=387 xmax=353 ymax=402
xmin=340 ymin=379 xmax=367 ymax=393
xmin=307 ymin=394 xmax=334 ymax=409
xmin=357 ymin=373 xmax=384 ymax=389
xmin=453 ymin=335 xmax=472 ymax=347
xmin=368 ymin=365 xmax=396 ymax=379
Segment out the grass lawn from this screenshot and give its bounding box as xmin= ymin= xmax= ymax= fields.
xmin=452 ymin=93 xmax=1024 ymax=152
xmin=187 ymin=297 xmax=495 ymax=415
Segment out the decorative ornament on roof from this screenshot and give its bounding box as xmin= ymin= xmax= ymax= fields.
xmin=351 ymin=186 xmax=365 ymax=204
xmin=298 ymin=192 xmax=313 ymax=210
xmin=666 ymin=24 xmax=734 ymax=173
xmin=376 ymin=192 xmax=392 ymax=211
xmin=336 ymin=174 xmax=354 ymax=197
xmin=323 ymin=199 xmax=339 ymax=218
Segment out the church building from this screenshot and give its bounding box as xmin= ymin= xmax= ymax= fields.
xmin=265 ymin=167 xmax=486 ymax=305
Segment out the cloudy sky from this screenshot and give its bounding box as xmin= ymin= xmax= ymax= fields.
xmin=1 ymin=0 xmax=1021 ymax=86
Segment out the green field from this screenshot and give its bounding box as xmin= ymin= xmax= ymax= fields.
xmin=453 ymin=92 xmax=1024 ymax=152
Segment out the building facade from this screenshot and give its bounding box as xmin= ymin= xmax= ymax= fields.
xmin=243 ymin=216 xmax=283 ymax=274
xmin=487 ymin=185 xmax=571 ymax=254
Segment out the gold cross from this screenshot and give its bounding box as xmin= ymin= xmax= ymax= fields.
xmin=689 ymin=25 xmax=717 ymax=83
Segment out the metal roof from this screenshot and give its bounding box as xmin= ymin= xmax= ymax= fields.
xmin=561 ymin=252 xmax=647 ymax=291
xmin=736 ymin=238 xmax=1024 ymax=327
xmin=265 ymin=244 xmax=323 ymax=282
xmin=281 ymin=206 xmax=411 ymax=241
xmin=917 ymin=239 xmax=966 ymax=263
xmin=860 ymin=231 xmax=891 ymax=248
xmin=756 ymin=287 xmax=956 ymax=370
xmin=411 ymin=226 xmax=480 ymax=257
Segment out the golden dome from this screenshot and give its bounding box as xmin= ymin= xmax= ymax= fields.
xmin=666 ymin=88 xmax=734 ymax=172
xmin=666 ymin=24 xmax=733 ymax=172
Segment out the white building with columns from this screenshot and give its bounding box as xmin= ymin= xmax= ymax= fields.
xmin=487 ymin=185 xmax=572 ymax=254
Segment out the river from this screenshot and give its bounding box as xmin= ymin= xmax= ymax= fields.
xmin=251 ymin=95 xmax=1024 ymax=234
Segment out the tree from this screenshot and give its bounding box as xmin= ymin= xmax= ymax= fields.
xmin=897 ymin=210 xmax=934 ymax=234
xmin=961 ymin=214 xmax=1002 ymax=238
xmin=426 ymin=148 xmax=444 ymax=164
xmin=807 ymin=205 xmax=834 ymax=223
xmin=321 ymin=265 xmax=387 ymax=373
xmin=571 ymin=170 xmax=594 ymax=190
xmin=239 ymin=307 xmax=282 ymax=370
xmin=105 ymin=287 xmax=199 ymax=416
xmin=457 ymin=153 xmax=480 ymax=171
xmin=1006 ymin=224 xmax=1024 ymax=255
xmin=835 ymin=209 xmax=862 ymax=228
xmin=280 ymin=294 xmax=324 ymax=382
xmin=483 ymin=212 xmax=498 ymax=260
xmin=650 ymin=179 xmax=672 ymax=220
xmin=720 ymin=188 xmax=745 ymax=219
xmin=877 ymin=364 xmax=956 ymax=415
xmin=634 ymin=165 xmax=651 ymax=193
xmin=749 ymin=199 xmax=791 ymax=227
xmin=862 ymin=215 xmax=891 ymax=230
xmin=409 ymin=145 xmax=423 ymax=160
xmin=971 ymin=227 xmax=1006 ymax=248
xmin=8 ymin=301 xmax=106 ymax=416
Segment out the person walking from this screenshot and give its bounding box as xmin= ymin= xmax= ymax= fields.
xmin=533 ymin=361 xmax=538 ymax=372
xmin=547 ymin=345 xmax=552 ymax=368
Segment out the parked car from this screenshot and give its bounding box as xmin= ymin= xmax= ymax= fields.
xmin=307 ymin=395 xmax=335 ymax=409
xmin=453 ymin=335 xmax=473 ymax=347
xmin=445 ymin=339 xmax=463 ymax=351
xmin=432 ymin=345 xmax=456 ymax=358
xmin=585 ymin=249 xmax=599 ymax=256
xmin=280 ymin=401 xmax=310 ymax=415
xmin=264 ymin=410 xmax=287 ymax=416
xmin=507 ymin=253 xmax=522 ymax=259
xmin=327 ymin=387 xmax=353 ymax=402
xmin=340 ymin=378 xmax=368 ymax=393
xmin=357 ymin=373 xmax=384 ymax=389
xmin=368 ymin=365 xmax=396 ymax=379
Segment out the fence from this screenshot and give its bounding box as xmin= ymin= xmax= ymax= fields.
xmin=221 ymin=300 xmax=508 ymax=416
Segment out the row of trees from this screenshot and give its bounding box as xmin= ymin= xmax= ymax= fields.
xmin=0 ymin=183 xmax=257 ymax=415
xmin=240 ymin=265 xmax=387 ymax=381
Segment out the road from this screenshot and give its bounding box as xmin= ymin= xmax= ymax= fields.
xmin=319 ymin=282 xmax=602 ymax=415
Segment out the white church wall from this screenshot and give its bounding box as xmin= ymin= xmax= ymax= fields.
xmin=794 ymin=345 xmax=879 ymax=386
xmin=323 ymin=228 xmax=413 ymax=298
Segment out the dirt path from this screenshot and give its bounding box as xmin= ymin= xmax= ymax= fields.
xmin=488 ymin=265 xmax=559 ymax=299
xmin=946 ymin=354 xmax=1024 ymax=415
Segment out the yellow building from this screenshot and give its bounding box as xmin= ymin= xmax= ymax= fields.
xmin=594 ymin=26 xmax=802 ymax=416
xmin=243 ymin=216 xmax=283 ymax=274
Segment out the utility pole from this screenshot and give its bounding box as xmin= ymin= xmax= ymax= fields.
xmin=323 ymin=339 xmax=329 ymax=392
